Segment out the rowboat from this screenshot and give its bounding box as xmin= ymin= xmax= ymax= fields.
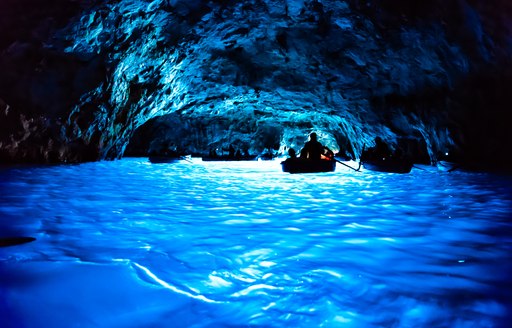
xmin=281 ymin=158 xmax=336 ymax=174
xmin=201 ymin=155 xmax=257 ymax=162
xmin=148 ymin=155 xmax=191 ymax=163
xmin=436 ymin=161 xmax=459 ymax=172
xmin=362 ymin=159 xmax=413 ymax=173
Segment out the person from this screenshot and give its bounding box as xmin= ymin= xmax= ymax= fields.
xmin=362 ymin=136 xmax=391 ymax=161
xmin=300 ymin=132 xmax=324 ymax=160
xmin=374 ymin=137 xmax=390 ymax=159
xmin=288 ymin=148 xmax=297 ymax=159
xmin=228 ymin=144 xmax=235 ymax=158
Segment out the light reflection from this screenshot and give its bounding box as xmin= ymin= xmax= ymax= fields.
xmin=312 ymin=269 xmax=343 ymax=279
xmin=344 ymin=239 xmax=369 ymax=244
xmin=232 ymin=284 xmax=282 ymax=297
xmin=132 ymin=262 xmax=219 ymax=303
xmin=205 ymin=274 xmax=232 ymax=288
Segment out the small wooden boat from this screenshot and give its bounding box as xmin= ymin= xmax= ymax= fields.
xmin=281 ymin=158 xmax=336 ymax=174
xmin=149 ymin=155 xmax=191 ymax=163
xmin=257 ymin=153 xmax=277 ymax=161
xmin=436 ymin=161 xmax=459 ymax=172
xmin=201 ymin=155 xmax=257 ymax=162
xmin=412 ymin=161 xmax=460 ymax=173
xmin=412 ymin=163 xmax=438 ymax=172
xmin=362 ymin=159 xmax=413 ymax=174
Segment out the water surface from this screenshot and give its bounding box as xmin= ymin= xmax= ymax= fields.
xmin=1 ymin=158 xmax=511 ymax=327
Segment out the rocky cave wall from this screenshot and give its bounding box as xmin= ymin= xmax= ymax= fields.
xmin=0 ymin=0 xmax=511 ymax=168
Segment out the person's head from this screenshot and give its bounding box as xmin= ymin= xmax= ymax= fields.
xmin=310 ymin=132 xmax=317 ymax=141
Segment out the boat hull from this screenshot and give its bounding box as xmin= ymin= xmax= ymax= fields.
xmin=436 ymin=161 xmax=459 ymax=172
xmin=363 ymin=160 xmax=412 ymax=173
xmin=149 ymin=155 xmax=190 ymax=163
xmin=281 ymin=159 xmax=336 ymax=174
xmin=202 ymin=155 xmax=257 ymax=162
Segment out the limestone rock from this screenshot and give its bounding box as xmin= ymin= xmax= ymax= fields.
xmin=0 ymin=0 xmax=510 ymax=169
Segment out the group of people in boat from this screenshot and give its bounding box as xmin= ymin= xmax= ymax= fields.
xmin=152 ymin=131 xmax=408 ymax=166
xmin=288 ymin=132 xmax=334 ymax=161
xmin=149 ymin=142 xmax=184 ymax=158
xmin=289 ymin=133 xmax=405 ymax=163
xmin=207 ymin=145 xmax=253 ymax=160
xmin=149 ymin=131 xmax=453 ymax=174
xmin=283 ymin=132 xmax=416 ymax=174
xmin=281 ymin=132 xmax=337 ymax=173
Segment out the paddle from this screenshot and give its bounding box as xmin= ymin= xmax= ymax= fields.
xmin=412 ymin=164 xmax=427 ymax=171
xmin=324 ymin=146 xmax=361 ymax=172
xmin=179 ymin=155 xmax=193 ymax=163
xmin=334 ymin=158 xmax=361 ymax=172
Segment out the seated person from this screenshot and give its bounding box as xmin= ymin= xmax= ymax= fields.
xmin=228 ymin=145 xmax=235 ymax=158
xmin=362 ymin=136 xmax=392 ymax=161
xmin=300 ymin=132 xmax=324 ymax=160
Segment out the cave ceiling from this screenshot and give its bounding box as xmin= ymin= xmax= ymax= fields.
xmin=0 ymin=0 xmax=511 ymax=167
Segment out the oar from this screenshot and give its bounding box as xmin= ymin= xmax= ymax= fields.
xmin=412 ymin=164 xmax=427 ymax=171
xmin=179 ymin=155 xmax=193 ymax=163
xmin=334 ymin=158 xmax=361 ymax=172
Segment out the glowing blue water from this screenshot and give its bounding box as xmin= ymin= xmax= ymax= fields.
xmin=1 ymin=158 xmax=511 ymax=327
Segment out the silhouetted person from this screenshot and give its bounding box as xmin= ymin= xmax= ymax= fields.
xmin=373 ymin=137 xmax=391 ymax=160
xmin=301 ymin=132 xmax=324 ymax=160
xmin=363 ymin=136 xmax=391 ymax=161
xmin=163 ymin=142 xmax=179 ymax=157
xmin=288 ymin=148 xmax=297 ymax=159
xmin=229 ymin=145 xmax=235 ymax=158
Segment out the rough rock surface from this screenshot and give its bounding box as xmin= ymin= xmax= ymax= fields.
xmin=0 ymin=0 xmax=511 ymax=168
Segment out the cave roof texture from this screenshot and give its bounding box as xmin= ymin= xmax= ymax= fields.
xmin=0 ymin=0 xmax=511 ymax=168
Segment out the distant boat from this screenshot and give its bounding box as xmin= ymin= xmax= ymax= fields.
xmin=281 ymin=158 xmax=336 ymax=174
xmin=201 ymin=155 xmax=257 ymax=162
xmin=412 ymin=163 xmax=438 ymax=172
xmin=257 ymin=153 xmax=278 ymax=161
xmin=362 ymin=159 xmax=413 ymax=174
xmin=149 ymin=154 xmax=191 ymax=163
xmin=412 ymin=161 xmax=460 ymax=173
xmin=436 ymin=161 xmax=459 ymax=172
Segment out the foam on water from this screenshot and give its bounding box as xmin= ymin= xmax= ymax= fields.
xmin=1 ymin=158 xmax=511 ymax=327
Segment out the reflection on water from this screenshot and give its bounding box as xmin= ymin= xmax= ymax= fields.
xmin=1 ymin=158 xmax=511 ymax=327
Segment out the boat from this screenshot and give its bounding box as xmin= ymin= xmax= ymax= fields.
xmin=257 ymin=153 xmax=278 ymax=161
xmin=412 ymin=161 xmax=460 ymax=173
xmin=201 ymin=155 xmax=257 ymax=161
xmin=411 ymin=163 xmax=438 ymax=172
xmin=436 ymin=160 xmax=459 ymax=172
xmin=281 ymin=158 xmax=336 ymax=174
xmin=362 ymin=159 xmax=413 ymax=173
xmin=149 ymin=154 xmax=191 ymax=163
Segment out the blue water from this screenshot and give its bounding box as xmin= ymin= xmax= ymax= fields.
xmin=0 ymin=158 xmax=511 ymax=327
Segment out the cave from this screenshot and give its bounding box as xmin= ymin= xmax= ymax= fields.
xmin=1 ymin=1 xmax=511 ymax=327
xmin=0 ymin=0 xmax=510 ymax=169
